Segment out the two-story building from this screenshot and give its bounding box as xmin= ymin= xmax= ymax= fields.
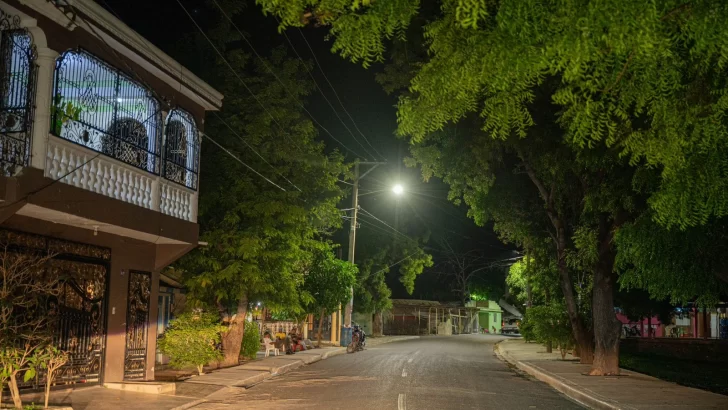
xmin=0 ymin=0 xmax=221 ymax=387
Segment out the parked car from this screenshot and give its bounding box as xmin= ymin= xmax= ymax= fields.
xmin=501 ymin=318 xmax=521 ymax=334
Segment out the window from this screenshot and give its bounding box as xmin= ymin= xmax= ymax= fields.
xmin=163 ymin=109 xmax=199 ymax=190
xmin=0 ymin=12 xmax=37 ymax=175
xmin=52 ymin=49 xmax=161 ymax=173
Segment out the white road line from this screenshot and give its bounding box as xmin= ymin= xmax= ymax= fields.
xmin=407 ymin=358 xmax=413 ymax=363
xmin=398 ymin=393 xmax=407 ymax=410
xmin=402 ymin=368 xmax=407 ymax=377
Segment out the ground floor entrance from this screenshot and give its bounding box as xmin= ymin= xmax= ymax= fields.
xmin=0 ymin=228 xmax=111 ymax=390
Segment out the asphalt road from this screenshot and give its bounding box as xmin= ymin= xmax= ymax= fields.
xmin=201 ymin=334 xmax=583 ymax=409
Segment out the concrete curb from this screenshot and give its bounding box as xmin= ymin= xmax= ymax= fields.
xmin=170 ymin=399 xmax=207 ymax=410
xmin=321 ymin=348 xmax=346 ymax=359
xmin=494 ymin=342 xmax=623 ymax=410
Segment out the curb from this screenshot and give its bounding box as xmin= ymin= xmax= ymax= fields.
xmin=170 ymin=399 xmax=208 ymax=410
xmin=494 ymin=341 xmax=624 ymax=410
xmin=321 ymin=348 xmax=346 ymax=359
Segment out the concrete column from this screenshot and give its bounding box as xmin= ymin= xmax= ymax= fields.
xmin=30 ymin=47 xmax=59 ymax=170
xmin=145 ymin=270 xmax=160 ymax=380
xmin=103 ymin=249 xmax=130 ymax=383
xmin=329 ymin=311 xmax=337 ymax=344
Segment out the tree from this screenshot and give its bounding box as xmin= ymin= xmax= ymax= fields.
xmin=257 ymin=0 xmax=728 ymax=375
xmin=302 ymin=249 xmax=357 ymax=346
xmin=0 ymin=243 xmax=58 ymax=409
xmin=172 ymin=6 xmax=348 ymax=366
xmin=353 ymin=225 xmax=432 ymax=336
xmin=433 ymin=239 xmax=490 ymax=306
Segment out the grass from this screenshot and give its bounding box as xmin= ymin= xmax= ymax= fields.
xmin=620 ymin=351 xmax=728 ymax=396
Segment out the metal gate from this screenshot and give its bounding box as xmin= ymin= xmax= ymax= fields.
xmin=124 ymin=271 xmax=151 ymax=380
xmin=1 ymin=229 xmax=111 ymax=390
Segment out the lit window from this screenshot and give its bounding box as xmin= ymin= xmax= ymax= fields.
xmin=52 ymin=49 xmax=162 ymax=173
xmin=163 ymin=109 xmax=199 ymax=190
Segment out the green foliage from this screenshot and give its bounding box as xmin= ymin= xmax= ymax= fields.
xmin=354 ymin=227 xmax=431 ymax=313
xmin=50 ymin=94 xmax=81 ymax=135
xmin=302 ymin=248 xmax=358 ymax=315
xmin=240 ymin=321 xmax=261 ymax=360
xmin=172 ymin=10 xmax=348 ymax=322
xmin=524 ymin=304 xmax=574 ymax=352
xmin=157 ymin=312 xmax=225 ymax=375
xmin=616 ymin=214 xmax=728 ymax=306
xmin=260 ymin=0 xmax=728 ymax=229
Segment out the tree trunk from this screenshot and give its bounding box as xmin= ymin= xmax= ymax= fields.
xmin=373 ymin=311 xmax=383 ymax=336
xmin=545 ymin=287 xmax=552 ymax=353
xmin=220 ymin=296 xmax=248 ymax=367
xmin=316 ymin=308 xmax=326 ymax=348
xmin=589 ymin=233 xmax=621 ymax=376
xmin=556 ymin=235 xmax=593 ymax=364
xmin=9 ymin=372 xmax=22 ymax=409
xmin=45 ymin=371 xmax=52 ymax=409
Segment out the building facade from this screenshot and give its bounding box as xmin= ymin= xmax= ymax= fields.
xmin=0 ymin=0 xmax=221 ymax=386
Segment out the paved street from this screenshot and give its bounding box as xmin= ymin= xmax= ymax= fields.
xmin=192 ymin=335 xmax=583 ymax=409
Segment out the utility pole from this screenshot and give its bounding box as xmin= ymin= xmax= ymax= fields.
xmin=342 ymin=161 xmax=386 ymax=333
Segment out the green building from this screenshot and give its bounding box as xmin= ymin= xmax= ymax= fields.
xmin=473 ymin=301 xmax=504 ymax=333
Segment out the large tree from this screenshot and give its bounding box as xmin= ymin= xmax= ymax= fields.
xmin=256 ymin=0 xmax=728 ymax=375
xmin=174 ymin=7 xmax=348 ymax=366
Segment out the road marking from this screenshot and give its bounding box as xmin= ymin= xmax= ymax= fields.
xmin=407 ymin=358 xmax=413 ymax=363
xmin=402 ymin=368 xmax=407 ymax=377
xmin=398 ymin=393 xmax=406 ymax=410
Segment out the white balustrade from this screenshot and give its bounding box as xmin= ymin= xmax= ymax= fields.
xmin=160 ymin=182 xmax=194 ymax=222
xmin=44 ymin=135 xmax=197 ymax=222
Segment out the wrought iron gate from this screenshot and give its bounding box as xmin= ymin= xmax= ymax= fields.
xmin=0 ymin=229 xmax=111 ymax=390
xmin=124 ymin=271 xmax=151 ymax=380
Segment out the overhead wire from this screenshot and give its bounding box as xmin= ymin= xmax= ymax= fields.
xmin=180 ymin=0 xmax=369 ymax=160
xmin=294 ymin=27 xmax=386 ymax=161
xmin=273 ymin=17 xmax=379 ymax=161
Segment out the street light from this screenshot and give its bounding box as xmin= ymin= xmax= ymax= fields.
xmin=392 ymin=184 xmax=404 ymax=195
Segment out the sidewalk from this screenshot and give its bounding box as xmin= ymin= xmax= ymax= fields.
xmin=496 ymin=339 xmax=728 ymax=410
xmin=11 ymin=336 xmax=416 ymax=410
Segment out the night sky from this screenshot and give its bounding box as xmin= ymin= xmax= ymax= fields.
xmin=99 ymin=0 xmax=514 ymax=301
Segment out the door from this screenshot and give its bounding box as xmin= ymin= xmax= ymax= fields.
xmin=124 ymin=271 xmax=151 ymax=380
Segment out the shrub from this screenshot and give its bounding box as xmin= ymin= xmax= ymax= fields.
xmin=157 ymin=312 xmax=224 ymax=375
xmin=240 ymin=321 xmax=260 ymax=360
xmin=524 ymin=304 xmax=574 ymax=358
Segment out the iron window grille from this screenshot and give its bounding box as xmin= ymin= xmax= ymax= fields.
xmin=0 ymin=11 xmax=37 ymax=176
xmin=52 ymin=49 xmax=162 ymax=174
xmin=163 ymin=108 xmax=199 ymax=190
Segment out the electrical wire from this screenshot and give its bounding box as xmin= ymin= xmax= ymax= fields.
xmin=294 ymin=27 xmax=386 ymax=161
xmin=211 ymin=111 xmax=301 ymax=192
xmin=211 ymin=0 xmax=378 ymax=161
xmin=177 ymin=0 xmax=368 ymax=160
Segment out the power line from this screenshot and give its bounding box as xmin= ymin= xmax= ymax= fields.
xmin=294 ymin=27 xmax=386 ymax=161
xmin=358 ymin=206 xmax=411 ymax=239
xmin=200 ymin=131 xmax=286 ymax=191
xmin=212 ymin=0 xmax=379 ymax=161
xmin=274 ymin=18 xmax=379 ymax=160
xmin=211 ymin=111 xmax=301 ymax=192
xmin=178 ymin=0 xmax=368 ymax=160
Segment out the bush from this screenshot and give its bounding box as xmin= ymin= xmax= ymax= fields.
xmin=157 ymin=311 xmax=224 ymax=375
xmin=240 ymin=321 xmax=260 ymax=360
xmin=524 ymin=304 xmax=574 ymax=358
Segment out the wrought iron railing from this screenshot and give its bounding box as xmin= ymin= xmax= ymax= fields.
xmin=0 ymin=11 xmax=38 ymax=176
xmin=52 ymin=49 xmax=162 ymax=174
xmin=163 ymin=109 xmax=199 ymax=190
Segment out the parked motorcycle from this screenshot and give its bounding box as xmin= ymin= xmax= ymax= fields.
xmin=347 ymin=325 xmax=366 ymax=353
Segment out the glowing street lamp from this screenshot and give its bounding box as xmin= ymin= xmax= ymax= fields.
xmin=392 ymin=184 xmax=404 ymax=195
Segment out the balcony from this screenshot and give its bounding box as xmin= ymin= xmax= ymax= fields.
xmin=1 ymin=20 xmax=200 ymax=223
